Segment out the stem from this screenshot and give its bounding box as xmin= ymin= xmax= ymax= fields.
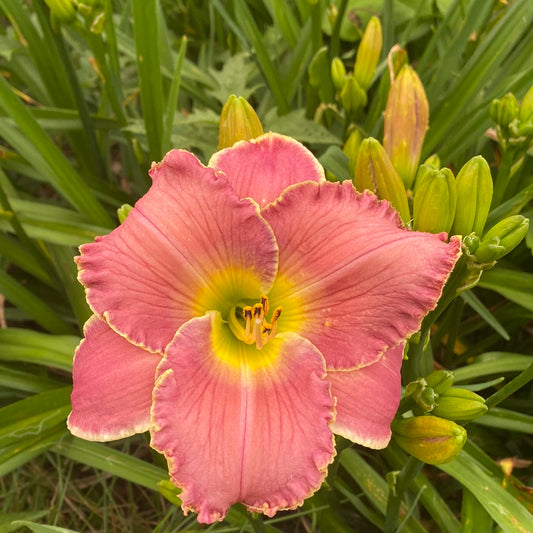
xmin=491 ymin=147 xmax=516 ymax=208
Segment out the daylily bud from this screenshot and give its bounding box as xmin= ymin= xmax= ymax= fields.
xmin=424 ymin=370 xmax=454 ymax=395
xmin=404 ymin=379 xmax=436 ymax=411
xmin=413 ymin=166 xmax=457 ymax=234
xmin=340 ymin=77 xmax=367 ymax=117
xmin=451 ymin=156 xmax=493 ymax=236
xmin=44 ymin=0 xmax=77 ymax=24
xmin=354 ymin=16 xmax=382 ymax=90
xmin=392 ymin=416 xmax=467 ymax=465
xmin=218 ymin=95 xmax=264 ymax=150
xmin=432 ymin=388 xmax=487 ymax=421
xmin=343 ymin=129 xmax=363 ymax=177
xmin=331 ymin=57 xmax=347 ymax=91
xmin=423 ymin=153 xmax=441 ymax=170
xmin=354 ymin=138 xmax=411 ymax=225
xmin=462 ymin=233 xmax=480 ymax=254
xmin=490 ymin=93 xmax=519 ymax=128
xmin=117 ymin=204 xmax=133 ymax=224
xmin=475 ymin=215 xmax=529 ymax=263
xmin=518 ymin=85 xmax=533 ymax=122
xmin=383 ymin=65 xmax=429 ymax=190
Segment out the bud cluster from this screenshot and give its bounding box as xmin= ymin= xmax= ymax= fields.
xmin=44 ymin=0 xmax=105 ymax=32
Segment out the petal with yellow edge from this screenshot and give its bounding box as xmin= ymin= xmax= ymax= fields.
xmin=209 ymin=132 xmax=325 ymax=208
xmin=262 ymin=181 xmax=461 ymax=370
xmin=150 ymin=312 xmax=335 ymax=523
xmin=68 ymin=315 xmax=160 ymax=441
xmin=328 ymin=343 xmax=404 ymax=449
xmin=77 ymin=150 xmax=278 ymax=354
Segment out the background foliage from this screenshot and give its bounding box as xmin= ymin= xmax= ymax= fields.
xmin=0 ymin=0 xmax=532 ymax=531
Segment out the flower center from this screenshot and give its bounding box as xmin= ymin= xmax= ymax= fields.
xmin=228 ymin=295 xmax=282 ymax=350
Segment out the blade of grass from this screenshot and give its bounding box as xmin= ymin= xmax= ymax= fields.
xmin=460 ymin=291 xmax=509 ymax=340
xmin=473 ymin=407 xmax=533 ymax=434
xmin=453 ymin=352 xmax=532 ymax=382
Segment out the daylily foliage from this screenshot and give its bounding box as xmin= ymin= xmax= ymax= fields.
xmin=69 ymin=133 xmax=460 ymax=523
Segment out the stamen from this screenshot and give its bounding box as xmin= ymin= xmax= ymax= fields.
xmin=243 ymin=306 xmax=253 ymax=339
xmin=232 ymin=297 xmax=282 ymax=349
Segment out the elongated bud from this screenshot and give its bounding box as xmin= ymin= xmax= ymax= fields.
xmin=331 ymin=57 xmax=347 ymax=91
xmin=383 ymin=65 xmax=429 ymax=189
xmin=117 ymin=204 xmax=133 ymax=224
xmin=354 ymin=16 xmax=382 ymax=90
xmin=432 ymin=388 xmax=487 ymax=421
xmin=392 ymin=416 xmax=467 ymax=465
xmin=343 ymin=129 xmax=363 ymax=177
xmin=475 ymin=215 xmax=529 ymax=263
xmin=218 ymin=95 xmax=264 ymax=150
xmin=490 ymin=93 xmax=519 ymax=128
xmin=354 ymin=138 xmax=411 ymax=225
xmin=424 ymin=370 xmax=454 ymax=395
xmin=340 ymin=77 xmax=367 ymax=118
xmin=44 ymin=0 xmax=77 ymax=24
xmin=423 ymin=153 xmax=441 ymax=170
xmin=451 ymin=156 xmax=493 ymax=236
xmin=309 ymin=47 xmax=335 ymax=103
xmin=413 ymin=166 xmax=457 ymax=234
xmin=518 ymin=85 xmax=533 ymax=122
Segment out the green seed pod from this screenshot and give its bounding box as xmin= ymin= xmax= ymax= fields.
xmin=354 ymin=16 xmax=382 ymax=90
xmin=331 ymin=57 xmax=347 ymax=91
xmin=432 ymin=388 xmax=488 ymax=421
xmin=413 ymin=166 xmax=457 ymax=234
xmin=340 ymin=76 xmax=367 ymax=118
xmin=451 ymin=156 xmax=493 ymax=236
xmin=354 ymin=138 xmax=411 ymax=225
xmin=475 ymin=215 xmax=529 ymax=263
xmin=218 ymin=95 xmax=264 ymax=150
xmin=392 ymin=416 xmax=467 ymax=465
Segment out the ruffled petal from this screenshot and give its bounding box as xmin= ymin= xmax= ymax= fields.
xmin=77 ymin=150 xmax=278 ymax=353
xmin=328 ymin=343 xmax=404 ymax=449
xmin=150 ymin=313 xmax=335 ymax=523
xmin=262 ymin=181 xmax=461 ymax=370
xmin=68 ymin=315 xmax=160 ymax=441
xmin=209 ymin=132 xmax=325 ymax=207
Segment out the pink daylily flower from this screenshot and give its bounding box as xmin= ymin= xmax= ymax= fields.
xmin=68 ymin=133 xmax=461 ymax=523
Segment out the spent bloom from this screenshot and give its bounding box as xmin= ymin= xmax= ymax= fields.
xmin=68 ymin=133 xmax=460 ymax=523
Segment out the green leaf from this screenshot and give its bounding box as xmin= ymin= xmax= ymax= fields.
xmin=439 ymin=451 xmax=533 ymax=533
xmin=453 ymin=352 xmax=532 ymax=383
xmin=473 ymin=408 xmax=533 ymax=435
xmin=461 ymin=291 xmax=509 ymax=340
xmin=478 ymin=267 xmax=533 ymax=311
xmin=11 ymin=521 xmax=79 ymax=533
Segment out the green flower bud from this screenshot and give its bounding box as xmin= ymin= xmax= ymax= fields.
xmin=518 ymin=85 xmax=533 ymax=123
xmin=343 ymin=129 xmax=363 ymax=177
xmin=490 ymin=93 xmax=519 ymax=128
xmin=432 ymin=388 xmax=488 ymax=421
xmin=340 ymin=77 xmax=367 ymax=118
xmin=383 ymin=65 xmax=429 ymax=190
xmin=331 ymin=57 xmax=347 ymax=91
xmin=309 ymin=47 xmax=335 ymax=103
xmin=117 ymin=204 xmax=133 ymax=224
xmin=475 ymin=215 xmax=529 ymax=263
xmin=451 ymin=156 xmax=493 ymax=236
xmin=354 ymin=138 xmax=411 ymax=225
xmin=404 ymin=379 xmax=436 ymax=411
xmin=423 ymin=153 xmax=441 ymax=170
xmin=354 ymin=16 xmax=382 ymax=91
xmin=413 ymin=166 xmax=457 ymax=234
xmin=218 ymin=95 xmax=264 ymax=150
xmin=43 ymin=0 xmax=77 ymax=24
xmin=424 ymin=370 xmax=454 ymax=395
xmin=392 ymin=416 xmax=467 ymax=465
xmin=462 ymin=233 xmax=480 ymax=254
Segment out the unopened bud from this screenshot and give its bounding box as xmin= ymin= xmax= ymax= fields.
xmin=413 ymin=167 xmax=457 ymax=234
xmin=451 ymin=156 xmax=493 ymax=236
xmin=475 ymin=215 xmax=529 ymax=263
xmin=218 ymin=95 xmax=264 ymax=150
xmin=392 ymin=416 xmax=467 ymax=465
xmin=343 ymin=129 xmax=363 ymax=177
xmin=44 ymin=0 xmax=77 ymax=24
xmin=490 ymin=93 xmax=519 ymax=128
xmin=518 ymin=85 xmax=533 ymax=123
xmin=354 ymin=138 xmax=411 ymax=225
xmin=354 ymin=16 xmax=382 ymax=90
xmin=432 ymin=388 xmax=487 ymax=421
xmin=423 ymin=154 xmax=441 ymax=170
xmin=383 ymin=65 xmax=429 ymax=189
xmin=340 ymin=77 xmax=367 ymax=117
xmin=424 ymin=370 xmax=454 ymax=395
xmin=331 ymin=57 xmax=347 ymax=91
xmin=117 ymin=204 xmax=133 ymax=224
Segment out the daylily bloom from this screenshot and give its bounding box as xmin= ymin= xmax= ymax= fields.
xmin=68 ymin=133 xmax=461 ymax=523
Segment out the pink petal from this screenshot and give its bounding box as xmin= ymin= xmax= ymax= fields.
xmin=150 ymin=313 xmax=335 ymax=523
xmin=67 ymin=315 xmax=160 ymax=441
xmin=209 ymin=132 xmax=325 ymax=207
xmin=328 ymin=343 xmax=404 ymax=449
xmin=77 ymin=150 xmax=278 ymax=353
xmin=262 ymin=181 xmax=461 ymax=370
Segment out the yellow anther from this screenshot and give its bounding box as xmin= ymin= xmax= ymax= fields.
xmin=233 ymin=297 xmax=283 ymax=349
